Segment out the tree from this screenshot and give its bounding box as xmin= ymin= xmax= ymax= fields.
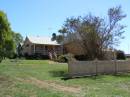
xmin=51 ymin=33 xmax=57 ymax=41
xmin=51 ymin=18 xmax=80 ymax=44
xmin=12 ymin=32 xmax=23 ymax=46
xmin=102 ymin=6 xmax=126 ymax=48
xmin=12 ymin=32 xmax=23 ymax=58
xmin=0 ymin=10 xmax=18 ymax=62
xmin=51 ymin=33 xmax=64 ymax=44
xmin=54 ymin=6 xmax=126 ymax=60
xmin=78 ymin=15 xmax=104 ymax=60
xmin=0 ymin=10 xmax=15 ymax=62
xmin=4 ymin=39 xmax=15 ymax=58
xmin=17 ymin=43 xmax=23 ymax=58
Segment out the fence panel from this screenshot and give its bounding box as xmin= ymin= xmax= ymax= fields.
xmin=68 ymin=60 xmax=130 ymax=77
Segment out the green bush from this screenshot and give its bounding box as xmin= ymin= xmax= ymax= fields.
xmin=0 ymin=56 xmax=2 ymax=63
xmin=116 ymin=50 xmax=126 ymax=60
xmin=56 ymin=54 xmax=75 ymax=63
xmin=56 ymin=55 xmax=68 ymax=63
xmin=75 ymin=55 xmax=89 ymax=61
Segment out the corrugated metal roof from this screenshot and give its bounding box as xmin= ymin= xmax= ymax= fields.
xmin=27 ymin=36 xmax=60 ymax=45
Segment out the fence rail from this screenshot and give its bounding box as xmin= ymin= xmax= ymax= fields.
xmin=68 ymin=60 xmax=130 ymax=77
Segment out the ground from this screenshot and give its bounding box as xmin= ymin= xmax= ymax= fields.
xmin=0 ymin=59 xmax=130 ymax=97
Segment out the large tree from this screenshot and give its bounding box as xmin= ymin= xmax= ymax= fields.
xmin=0 ymin=10 xmax=15 ymax=62
xmin=53 ymin=6 xmax=126 ymax=60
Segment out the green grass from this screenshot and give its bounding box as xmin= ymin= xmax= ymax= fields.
xmin=0 ymin=59 xmax=130 ymax=97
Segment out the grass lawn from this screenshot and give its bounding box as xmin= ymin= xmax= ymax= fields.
xmin=0 ymin=59 xmax=130 ymax=97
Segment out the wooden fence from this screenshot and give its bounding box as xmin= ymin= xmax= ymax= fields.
xmin=68 ymin=60 xmax=130 ymax=77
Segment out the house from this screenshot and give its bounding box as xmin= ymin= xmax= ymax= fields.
xmin=63 ymin=34 xmax=115 ymax=60
xmin=22 ymin=36 xmax=63 ymax=59
xmin=64 ymin=40 xmax=85 ymax=56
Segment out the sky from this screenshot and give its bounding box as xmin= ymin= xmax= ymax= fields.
xmin=0 ymin=0 xmax=130 ymax=53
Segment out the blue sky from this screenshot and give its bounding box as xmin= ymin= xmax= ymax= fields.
xmin=0 ymin=0 xmax=130 ymax=53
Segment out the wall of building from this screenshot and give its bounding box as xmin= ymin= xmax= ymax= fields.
xmin=22 ymin=38 xmax=33 ymax=55
xmin=64 ymin=41 xmax=86 ymax=55
xmin=22 ymin=37 xmax=63 ymax=56
xmin=64 ymin=41 xmax=115 ymax=60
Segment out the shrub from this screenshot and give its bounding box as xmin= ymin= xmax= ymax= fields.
xmin=0 ymin=56 xmax=2 ymax=63
xmin=8 ymin=53 xmax=17 ymax=59
xmin=56 ymin=55 xmax=68 ymax=63
xmin=116 ymin=50 xmax=126 ymax=60
xmin=56 ymin=54 xmax=75 ymax=63
xmin=75 ymin=55 xmax=89 ymax=61
xmin=24 ymin=53 xmax=49 ymax=60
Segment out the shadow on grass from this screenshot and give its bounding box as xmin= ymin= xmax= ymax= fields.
xmin=113 ymin=73 xmax=130 ymax=78
xmin=49 ymin=70 xmax=99 ymax=80
xmin=49 ymin=70 xmax=75 ymax=81
xmin=62 ymin=73 xmax=130 ymax=81
xmin=49 ymin=70 xmax=130 ymax=81
xmin=49 ymin=70 xmax=68 ymax=77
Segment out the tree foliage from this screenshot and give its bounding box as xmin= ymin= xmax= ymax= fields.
xmin=52 ymin=6 xmax=126 ymax=60
xmin=12 ymin=32 xmax=23 ymax=46
xmin=0 ymin=11 xmax=14 ymax=61
xmin=17 ymin=43 xmax=23 ymax=58
xmin=116 ymin=50 xmax=126 ymax=60
xmin=0 ymin=10 xmax=23 ymax=62
xmin=12 ymin=32 xmax=23 ymax=58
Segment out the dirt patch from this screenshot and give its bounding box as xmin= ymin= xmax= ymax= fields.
xmin=5 ymin=95 xmax=12 ymax=97
xmin=16 ymin=77 xmax=81 ymax=94
xmin=0 ymin=76 xmax=7 ymax=82
xmin=0 ymin=75 xmax=11 ymax=84
xmin=48 ymin=61 xmax=56 ymax=64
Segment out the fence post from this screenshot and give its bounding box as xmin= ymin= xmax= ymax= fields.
xmin=95 ymin=59 xmax=98 ymax=76
xmin=114 ymin=50 xmax=117 ymax=75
